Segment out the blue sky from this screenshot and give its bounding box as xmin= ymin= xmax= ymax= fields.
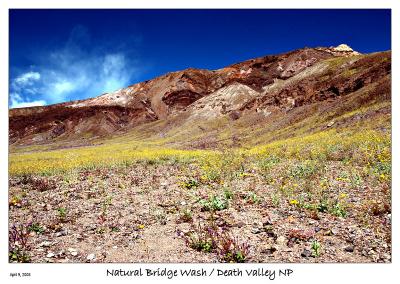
xmin=9 ymin=9 xmax=391 ymax=108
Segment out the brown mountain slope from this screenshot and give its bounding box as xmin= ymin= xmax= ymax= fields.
xmin=9 ymin=44 xmax=390 ymax=147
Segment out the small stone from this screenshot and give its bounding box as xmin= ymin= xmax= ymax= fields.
xmin=344 ymin=245 xmax=354 ymax=252
xmin=262 ymin=218 xmax=272 ymax=226
xmin=261 ymin=246 xmax=277 ymax=255
xmin=180 ymin=201 xmax=186 ymax=206
xmin=87 ymin=253 xmax=95 ymax=261
xmin=251 ymin=227 xmax=261 ymax=234
xmin=383 ymin=253 xmax=391 ymax=261
xmin=301 ymin=249 xmax=312 ymax=258
xmin=39 ymin=241 xmax=52 ymax=247
xmin=276 ymin=236 xmax=287 ymax=246
xmin=71 ymin=251 xmax=78 ymax=256
xmin=331 ymin=228 xmax=339 ymax=235
xmin=113 ymin=246 xmax=118 ymax=249
xmin=327 ymin=120 xmax=335 ymax=127
xmin=46 ymin=252 xmax=55 ymax=258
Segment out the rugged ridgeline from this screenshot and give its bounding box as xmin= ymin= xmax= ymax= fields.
xmin=9 ymin=44 xmax=391 ymax=147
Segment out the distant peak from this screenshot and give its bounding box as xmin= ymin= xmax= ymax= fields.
xmin=315 ymin=44 xmax=360 ymax=56
xmin=333 ymin=44 xmax=354 ymax=52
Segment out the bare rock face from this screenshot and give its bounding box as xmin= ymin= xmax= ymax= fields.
xmin=9 ymin=45 xmax=390 ymax=145
xmin=187 ymin=83 xmax=259 ymax=121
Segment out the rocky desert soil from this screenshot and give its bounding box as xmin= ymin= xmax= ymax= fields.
xmin=9 ymin=161 xmax=391 ymax=263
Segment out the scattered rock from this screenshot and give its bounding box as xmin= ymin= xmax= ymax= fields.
xmin=46 ymin=252 xmax=55 ymax=258
xmin=86 ymin=253 xmax=95 ymax=261
xmin=68 ymin=248 xmax=78 ymax=256
xmin=261 ymin=246 xmax=277 ymax=255
xmin=39 ymin=241 xmax=52 ymax=247
xmin=276 ymin=236 xmax=287 ymax=246
xmin=327 ymin=120 xmax=335 ymax=127
xmin=344 ymin=245 xmax=355 ymax=253
xmin=331 ymin=228 xmax=339 ymax=235
xmin=55 ymin=230 xmax=67 ymax=237
xmin=301 ymin=249 xmax=312 ymax=258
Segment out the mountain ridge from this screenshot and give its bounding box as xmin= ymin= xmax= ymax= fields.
xmin=9 ymin=45 xmax=390 ymax=147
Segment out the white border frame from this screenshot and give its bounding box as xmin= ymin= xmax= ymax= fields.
xmin=1 ymin=1 xmax=398 ymax=284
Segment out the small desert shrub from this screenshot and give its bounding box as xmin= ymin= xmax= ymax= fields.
xmin=178 ymin=223 xmax=218 ymax=253
xmin=223 ymin=187 xmax=234 ymax=200
xmin=311 ymin=240 xmax=321 ymax=257
xmin=330 ymin=202 xmax=347 ymax=218
xmin=199 ymin=195 xmax=228 ymax=211
xmin=57 ymin=207 xmax=67 ymax=221
xmin=178 ymin=222 xmax=250 ymax=262
xmin=179 ymin=178 xmax=199 ymax=189
xmin=178 ymin=208 xmax=193 ymax=223
xmin=288 ymin=161 xmax=319 ymax=180
xmin=246 ymin=192 xmax=260 ymax=204
xmin=216 ymin=233 xmax=250 ymax=263
xmin=9 ymin=223 xmax=31 ymax=262
xmin=257 ymin=155 xmax=281 ymax=171
xmin=28 ymin=223 xmax=45 ymax=234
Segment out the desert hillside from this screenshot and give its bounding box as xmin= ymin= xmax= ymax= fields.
xmin=9 ymin=45 xmax=391 ymax=263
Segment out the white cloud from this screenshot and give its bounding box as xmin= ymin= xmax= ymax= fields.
xmin=9 ymin=92 xmax=47 ymax=109
xmin=52 ymin=80 xmax=75 ymax=95
xmin=10 ymin=25 xmax=142 ymax=107
xmin=101 ymin=54 xmax=131 ymax=93
xmin=11 ymin=100 xmax=47 ymax=109
xmin=14 ymin=71 xmax=41 ymax=86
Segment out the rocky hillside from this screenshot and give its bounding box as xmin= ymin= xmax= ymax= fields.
xmin=9 ymin=44 xmax=390 ymax=147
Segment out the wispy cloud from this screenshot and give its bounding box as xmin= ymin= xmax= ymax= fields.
xmin=9 ymin=25 xmax=141 ymax=108
xmin=10 ymin=72 xmax=46 ymax=108
xmin=13 ymin=71 xmax=41 ymax=86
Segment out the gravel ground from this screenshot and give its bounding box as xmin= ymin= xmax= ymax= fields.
xmin=8 ymin=162 xmax=391 ymax=263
